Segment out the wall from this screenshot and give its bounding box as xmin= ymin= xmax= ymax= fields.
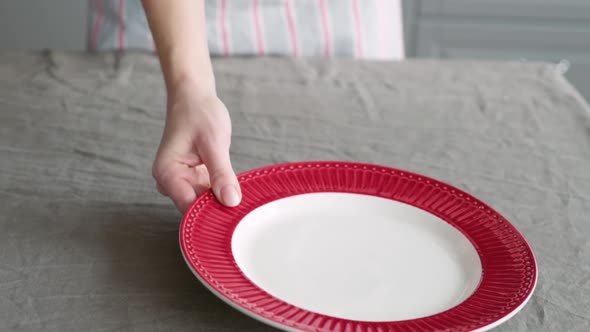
xmin=403 ymin=0 xmax=590 ymax=100
xmin=0 ymin=0 xmax=87 ymax=50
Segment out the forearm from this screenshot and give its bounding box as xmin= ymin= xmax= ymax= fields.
xmin=142 ymin=0 xmax=215 ymax=97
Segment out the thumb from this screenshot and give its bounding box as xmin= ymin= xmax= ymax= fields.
xmin=200 ymin=141 xmax=241 ymax=207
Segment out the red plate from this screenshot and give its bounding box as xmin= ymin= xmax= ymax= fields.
xmin=180 ymin=161 xmax=537 ymax=331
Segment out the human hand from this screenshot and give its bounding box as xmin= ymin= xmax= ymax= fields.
xmin=152 ymin=83 xmax=241 ymax=213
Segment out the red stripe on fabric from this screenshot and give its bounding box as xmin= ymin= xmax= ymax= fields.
xmin=117 ymin=0 xmax=125 ymax=50
xmin=351 ymin=0 xmax=363 ymax=58
xmin=285 ymin=0 xmax=300 ymax=56
xmin=253 ymin=0 xmax=265 ymax=55
xmin=318 ymin=0 xmax=332 ymax=57
xmin=220 ymin=0 xmax=230 ymax=56
xmin=91 ymin=0 xmax=103 ymax=50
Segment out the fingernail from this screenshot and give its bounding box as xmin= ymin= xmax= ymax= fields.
xmin=220 ymin=185 xmax=240 ymax=207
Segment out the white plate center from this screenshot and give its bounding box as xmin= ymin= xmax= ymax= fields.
xmin=232 ymin=193 xmax=482 ymax=322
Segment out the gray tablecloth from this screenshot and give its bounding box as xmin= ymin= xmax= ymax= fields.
xmin=1 ymin=52 xmax=589 ymax=331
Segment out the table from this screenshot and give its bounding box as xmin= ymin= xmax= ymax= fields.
xmin=1 ymin=52 xmax=589 ymax=331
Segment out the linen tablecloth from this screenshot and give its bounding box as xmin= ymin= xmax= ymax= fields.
xmin=1 ymin=52 xmax=589 ymax=331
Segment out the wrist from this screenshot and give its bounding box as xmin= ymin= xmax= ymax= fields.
xmin=165 ymin=75 xmax=221 ymax=119
xmin=167 ymin=72 xmax=216 ymax=100
xmin=160 ymin=46 xmax=216 ymax=98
